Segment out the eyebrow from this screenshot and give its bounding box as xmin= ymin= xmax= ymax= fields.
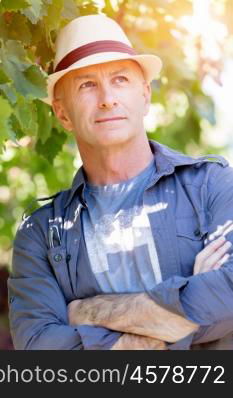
xmin=74 ymin=67 xmax=131 ymax=81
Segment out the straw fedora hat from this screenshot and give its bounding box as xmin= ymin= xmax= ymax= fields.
xmin=42 ymin=14 xmax=163 ymax=105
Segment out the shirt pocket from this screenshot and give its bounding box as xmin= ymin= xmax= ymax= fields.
xmin=176 ymin=217 xmax=206 ymax=277
xmin=47 ymin=246 xmax=75 ymax=302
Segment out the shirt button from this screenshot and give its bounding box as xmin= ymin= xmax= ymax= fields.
xmin=194 ymin=228 xmax=200 ymax=236
xmin=10 ymin=297 xmax=15 ymax=303
xmin=54 ymin=253 xmax=63 ymax=262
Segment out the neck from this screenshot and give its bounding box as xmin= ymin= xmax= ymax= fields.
xmin=78 ymin=136 xmax=154 ymax=185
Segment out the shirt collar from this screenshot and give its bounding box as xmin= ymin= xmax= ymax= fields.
xmin=150 ymin=140 xmax=227 ymax=170
xmin=64 ymin=140 xmax=228 ymax=209
xmin=64 ymin=166 xmax=86 ymax=209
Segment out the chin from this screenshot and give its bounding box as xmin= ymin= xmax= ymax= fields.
xmin=95 ymin=131 xmax=132 ymax=147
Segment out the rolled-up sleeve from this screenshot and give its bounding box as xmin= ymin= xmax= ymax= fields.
xmin=149 ymin=163 xmax=233 ymax=349
xmin=8 ymin=217 xmax=121 ymax=350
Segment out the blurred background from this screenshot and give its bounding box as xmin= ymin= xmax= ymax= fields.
xmin=0 ymin=0 xmax=233 ymax=349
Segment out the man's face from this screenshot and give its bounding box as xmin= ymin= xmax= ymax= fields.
xmin=53 ymin=59 xmax=151 ymax=148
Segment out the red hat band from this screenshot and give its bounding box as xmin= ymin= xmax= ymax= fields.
xmin=54 ymin=40 xmax=137 ymax=73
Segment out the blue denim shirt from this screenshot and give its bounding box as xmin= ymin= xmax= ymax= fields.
xmin=8 ymin=140 xmax=233 ymax=350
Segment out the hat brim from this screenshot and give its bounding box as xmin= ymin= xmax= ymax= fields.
xmin=42 ymin=52 xmax=162 ymax=105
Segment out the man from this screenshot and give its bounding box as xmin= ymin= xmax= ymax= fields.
xmin=8 ymin=14 xmax=233 ymax=350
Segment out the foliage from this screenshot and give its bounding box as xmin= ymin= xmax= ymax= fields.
xmin=0 ymin=0 xmax=233 ymax=266
xmin=0 ymin=266 xmax=13 ymax=349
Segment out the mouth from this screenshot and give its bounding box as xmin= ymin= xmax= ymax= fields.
xmin=95 ymin=117 xmax=127 ymax=123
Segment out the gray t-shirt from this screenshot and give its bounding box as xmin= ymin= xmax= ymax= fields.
xmin=81 ymin=159 xmax=162 ymax=294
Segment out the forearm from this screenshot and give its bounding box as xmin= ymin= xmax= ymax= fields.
xmin=111 ymin=333 xmax=167 ymax=350
xmin=68 ymin=292 xmax=198 ymax=343
xmin=8 ymin=275 xmax=121 ymax=350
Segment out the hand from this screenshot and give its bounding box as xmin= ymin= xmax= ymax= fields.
xmin=111 ymin=333 xmax=167 ymax=350
xmin=193 ymin=236 xmax=232 ymax=275
xmin=67 ymin=299 xmax=82 ymax=325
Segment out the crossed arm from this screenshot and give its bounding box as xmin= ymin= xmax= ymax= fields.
xmin=68 ymin=292 xmax=198 ymax=350
xmin=68 ymin=236 xmax=231 ymax=349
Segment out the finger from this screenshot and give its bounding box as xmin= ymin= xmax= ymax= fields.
xmin=204 ymin=241 xmax=232 ymax=269
xmin=212 ymin=253 xmax=230 ymax=270
xmin=196 ymin=236 xmax=226 ymax=263
xmin=194 ymin=238 xmax=231 ymax=275
xmin=222 ymin=223 xmax=233 ymax=238
xmin=208 ymin=220 xmax=233 ymax=241
xmin=195 ymin=250 xmax=231 ymax=276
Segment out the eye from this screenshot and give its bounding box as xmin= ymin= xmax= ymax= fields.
xmin=79 ymin=81 xmax=96 ymax=89
xmin=115 ymin=76 xmax=128 ymax=83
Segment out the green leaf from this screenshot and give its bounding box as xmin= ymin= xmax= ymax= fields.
xmin=0 ymin=94 xmax=12 ymax=119
xmin=0 ymin=41 xmax=47 ymax=99
xmin=0 ymin=40 xmax=29 ymax=72
xmin=23 ymin=65 xmax=47 ymax=98
xmin=35 ymin=99 xmax=53 ymax=143
xmin=62 ymin=0 xmax=79 ymax=20
xmin=0 ymin=83 xmax=17 ymax=104
xmin=6 ymin=118 xmax=17 ymax=144
xmin=35 ymin=37 xmax=54 ymax=66
xmin=21 ymin=0 xmax=45 ymax=24
xmin=0 ymin=15 xmax=8 ymax=40
xmin=9 ymin=113 xmax=24 ymax=141
xmin=44 ymin=0 xmax=64 ymax=32
xmin=36 ymin=128 xmax=67 ymax=163
xmin=1 ymin=0 xmax=30 ymax=11
xmin=0 ymin=14 xmax=32 ymax=45
xmin=14 ymin=96 xmax=38 ymax=136
xmin=0 ymin=95 xmax=13 ymax=151
xmin=4 ymin=14 xmax=32 ymax=45
xmin=0 ymin=68 xmax=10 ymax=84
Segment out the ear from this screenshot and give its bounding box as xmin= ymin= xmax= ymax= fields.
xmin=52 ymin=99 xmax=74 ymax=131
xmin=142 ymin=81 xmax=151 ymax=116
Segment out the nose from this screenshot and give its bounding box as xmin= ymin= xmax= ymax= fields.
xmin=98 ymin=83 xmax=118 ymax=110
